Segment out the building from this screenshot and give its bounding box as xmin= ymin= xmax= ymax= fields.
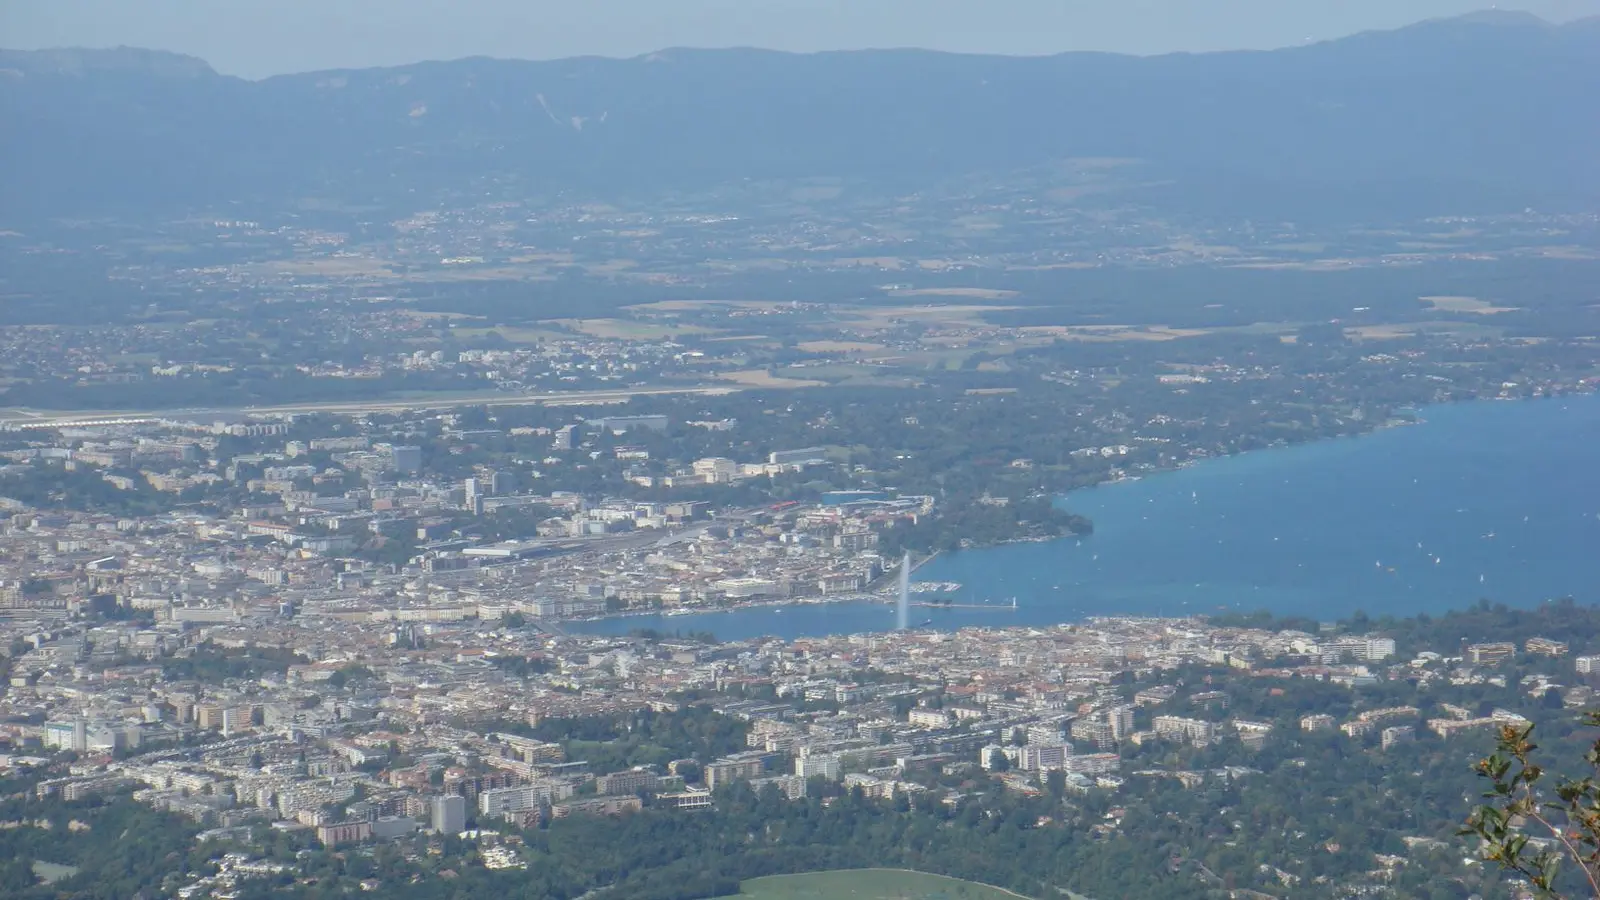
xmin=551 ymin=796 xmax=643 ymax=818
xmin=1063 ymin=753 xmax=1121 ymax=776
xmin=788 ymin=753 xmax=837 ymax=780
xmin=1152 ymin=716 xmax=1216 ymax=747
xmin=768 ymin=447 xmax=827 ymax=466
xmin=316 ymin=820 xmax=372 ymax=847
xmin=691 ymin=457 xmax=740 ymax=484
xmin=1342 ymin=719 xmax=1376 ymax=739
xmin=1353 ymin=707 xmax=1419 ymax=726
xmin=1233 ymin=720 xmax=1274 ymax=750
xmin=1327 ymin=636 xmax=1397 ymax=661
xmin=371 ymin=816 xmax=419 ymax=839
xmin=1025 ymin=722 xmax=1065 ymax=747
xmin=1578 ymin=656 xmax=1600 ymax=675
xmin=658 ymin=790 xmax=714 ymax=810
xmin=1526 ymin=637 xmax=1570 ymax=657
xmin=1300 ymin=714 xmax=1335 ymax=732
xmin=220 ymin=707 xmax=249 ymax=736
xmin=705 ymin=753 xmax=771 ymax=790
xmin=430 ymin=794 xmax=466 ymax=835
xmin=1019 ymin=743 xmax=1070 ymax=772
xmin=1108 ymin=706 xmax=1136 ymax=741
xmin=595 ymin=769 xmax=658 ymax=796
xmin=1467 ymin=642 xmax=1517 ymax=666
xmin=1134 ymin=685 xmax=1177 ymax=706
xmin=42 ymin=719 xmax=89 ymax=752
xmin=495 ymin=734 xmax=566 ymax=765
xmin=388 ymin=445 xmax=423 ymax=473
xmin=490 ymin=470 xmax=515 ymax=495
xmin=1381 ymin=726 xmax=1417 ymax=750
xmin=1070 ymin=717 xmax=1115 ymax=750
xmin=588 ymin=415 xmax=669 ymax=434
xmin=479 ymin=783 xmax=571 ymax=817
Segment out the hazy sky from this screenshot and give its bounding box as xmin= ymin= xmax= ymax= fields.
xmin=4 ymin=0 xmax=1598 ymax=78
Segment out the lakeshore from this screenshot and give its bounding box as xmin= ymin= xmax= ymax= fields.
xmin=566 ymin=550 xmax=947 ymax=629
xmin=572 ymin=393 xmax=1600 ymax=641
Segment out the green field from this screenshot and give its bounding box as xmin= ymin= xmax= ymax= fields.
xmin=731 ymin=869 xmax=1032 ymax=900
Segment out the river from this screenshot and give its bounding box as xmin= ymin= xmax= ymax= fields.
xmin=572 ymin=394 xmax=1600 ymax=641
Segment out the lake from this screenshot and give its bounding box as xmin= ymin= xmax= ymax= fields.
xmin=573 ymin=393 xmax=1600 ymax=642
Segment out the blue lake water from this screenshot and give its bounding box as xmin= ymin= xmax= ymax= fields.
xmin=573 ymin=394 xmax=1600 ymax=642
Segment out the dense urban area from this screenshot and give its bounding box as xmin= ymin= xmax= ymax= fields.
xmin=0 ymin=303 xmax=1596 ymax=898
xmin=4 ymin=19 xmax=1600 ymax=900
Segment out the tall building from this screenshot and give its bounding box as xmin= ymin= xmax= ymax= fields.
xmin=1025 ymin=723 xmax=1064 ymax=747
xmin=44 ymin=719 xmax=90 ymax=752
xmin=490 ymin=470 xmax=514 ymax=495
xmin=390 ymin=445 xmax=423 ymax=474
xmin=794 ymin=754 xmax=841 ymax=780
xmin=1019 ymin=743 xmax=1070 ymax=772
xmin=1108 ymin=706 xmax=1136 ymax=741
xmin=1070 ymin=717 xmax=1114 ymax=750
xmin=431 ymin=794 xmax=466 ymax=835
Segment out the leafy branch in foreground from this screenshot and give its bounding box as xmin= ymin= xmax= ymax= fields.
xmin=1464 ymin=713 xmax=1600 ymax=899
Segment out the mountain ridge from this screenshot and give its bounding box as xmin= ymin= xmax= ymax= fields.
xmin=0 ymin=9 xmax=1574 ymax=78
xmin=1 ymin=11 xmax=1596 ymax=224
xmin=0 ymin=10 xmax=1578 ymax=78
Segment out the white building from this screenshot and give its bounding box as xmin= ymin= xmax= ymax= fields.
xmin=794 ymin=754 xmax=841 ymax=780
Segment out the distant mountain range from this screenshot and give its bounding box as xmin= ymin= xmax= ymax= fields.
xmin=2 ymin=11 xmax=1596 ymax=224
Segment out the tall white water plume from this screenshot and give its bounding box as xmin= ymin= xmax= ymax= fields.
xmin=897 ymin=551 xmax=910 ymax=631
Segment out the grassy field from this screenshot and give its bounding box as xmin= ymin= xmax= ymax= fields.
xmin=731 ymin=869 xmax=1033 ymax=900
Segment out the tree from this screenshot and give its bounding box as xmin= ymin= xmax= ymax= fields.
xmin=1464 ymin=713 xmax=1600 ymax=899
